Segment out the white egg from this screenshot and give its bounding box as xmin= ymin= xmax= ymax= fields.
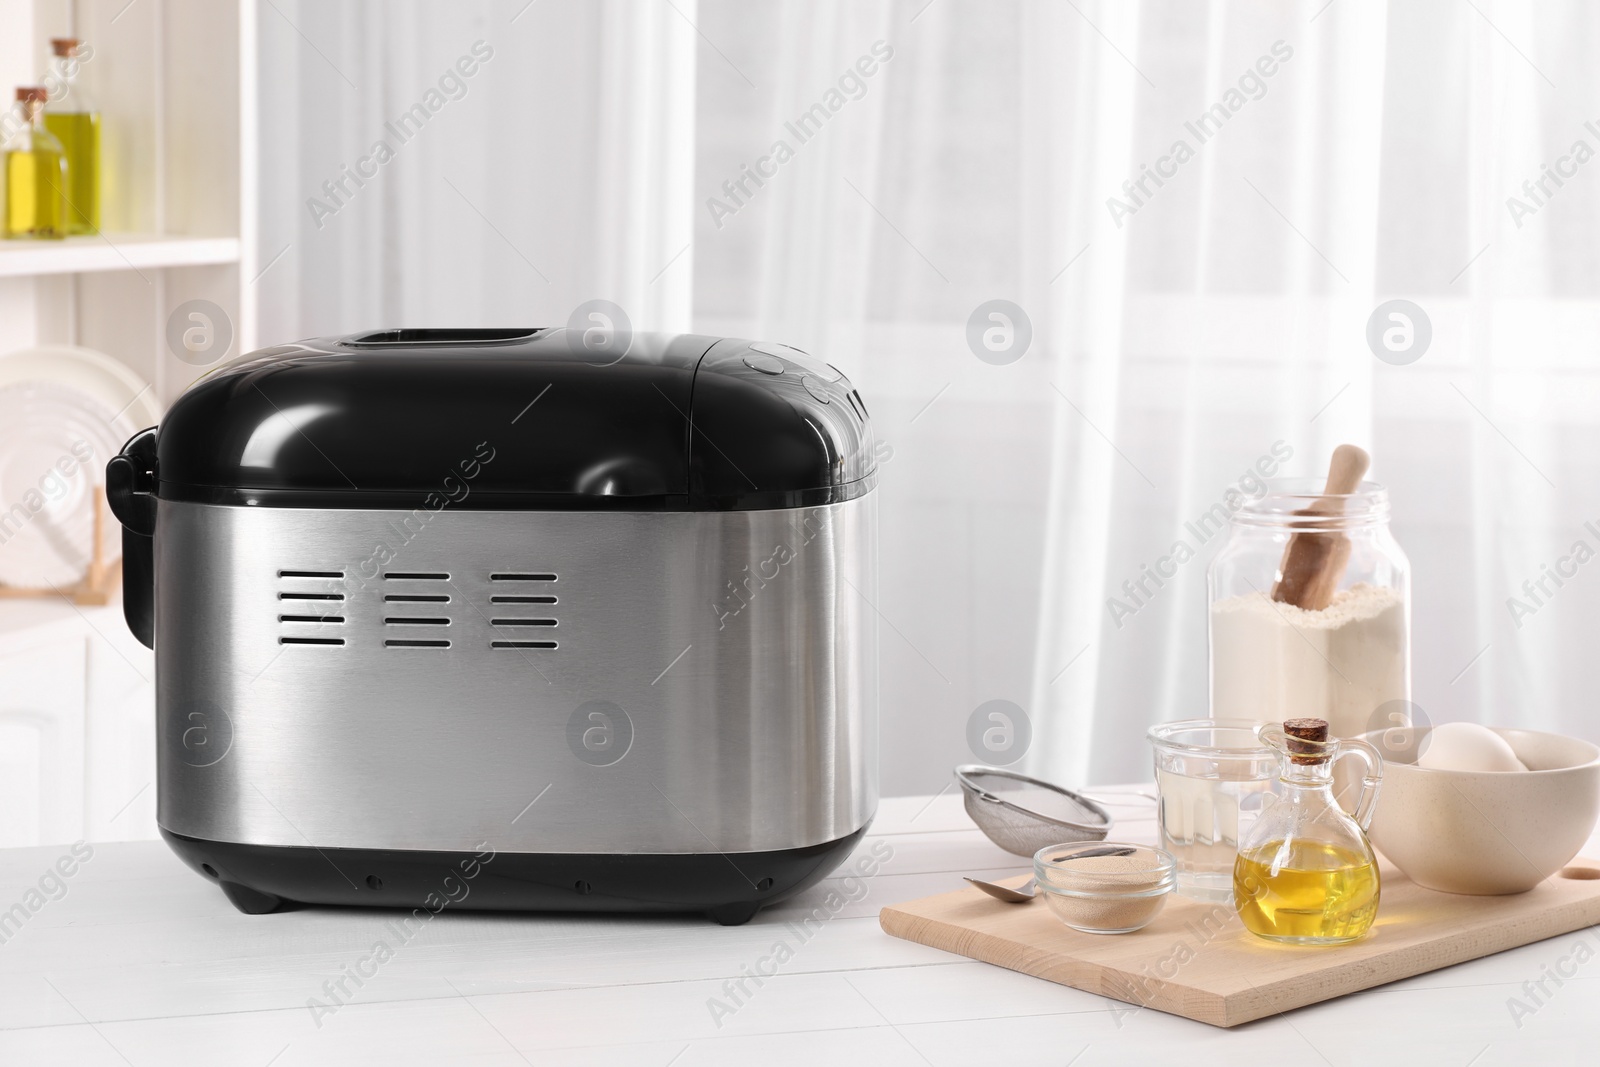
xmin=1417 ymin=722 xmax=1528 ymax=773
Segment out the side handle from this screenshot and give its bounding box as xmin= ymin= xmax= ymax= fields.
xmin=106 ymin=427 xmax=158 ymax=649
xmin=1334 ymin=737 xmax=1385 ymax=832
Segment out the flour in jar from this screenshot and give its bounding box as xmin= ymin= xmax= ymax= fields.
xmin=1209 ymin=583 xmax=1407 ymax=740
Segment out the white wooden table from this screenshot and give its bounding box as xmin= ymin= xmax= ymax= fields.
xmin=1 ymin=791 xmax=1594 ymax=1065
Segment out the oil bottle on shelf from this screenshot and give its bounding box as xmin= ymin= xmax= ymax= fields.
xmin=4 ymin=87 xmax=67 ymax=240
xmin=44 ymin=38 xmax=100 ymax=236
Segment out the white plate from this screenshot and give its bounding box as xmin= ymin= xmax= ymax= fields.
xmin=0 ymin=347 xmax=161 ymax=588
xmin=0 ymin=345 xmax=162 ymax=430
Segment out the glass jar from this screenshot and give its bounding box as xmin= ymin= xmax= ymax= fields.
xmin=1207 ymin=479 xmax=1410 ymax=743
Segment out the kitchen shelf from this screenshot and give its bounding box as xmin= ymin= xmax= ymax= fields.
xmin=0 ymin=0 xmax=258 ymax=850
xmin=0 ymin=233 xmax=242 ymax=278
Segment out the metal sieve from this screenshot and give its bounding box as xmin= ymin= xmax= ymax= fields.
xmin=955 ymin=764 xmax=1114 ymax=857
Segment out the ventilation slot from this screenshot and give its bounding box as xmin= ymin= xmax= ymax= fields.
xmin=384 ymin=572 xmax=449 ymax=580
xmin=488 ymin=572 xmax=560 ymax=644
xmin=279 ymin=570 xmax=349 ymax=642
xmin=278 ymin=575 xmax=347 ymax=643
xmin=385 ymin=617 xmax=450 ymax=626
xmin=385 ymin=594 xmax=449 ymax=603
xmin=385 ymin=639 xmax=451 ymax=648
xmin=847 ymin=391 xmax=868 ymax=423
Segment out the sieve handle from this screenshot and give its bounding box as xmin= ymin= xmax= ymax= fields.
xmin=1080 ymin=788 xmax=1158 ymax=808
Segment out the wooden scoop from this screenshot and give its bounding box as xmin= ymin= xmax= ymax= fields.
xmin=1271 ymin=444 xmax=1370 ymax=611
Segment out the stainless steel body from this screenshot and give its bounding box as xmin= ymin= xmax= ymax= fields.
xmin=157 ymin=496 xmax=877 ymax=855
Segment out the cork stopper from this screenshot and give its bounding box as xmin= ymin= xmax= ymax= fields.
xmin=1283 ymin=717 xmax=1330 ymax=765
xmin=51 ymin=38 xmax=81 ymax=57
xmin=15 ymin=86 xmax=48 ymax=103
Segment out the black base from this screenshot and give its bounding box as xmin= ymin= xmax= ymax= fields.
xmin=161 ymin=824 xmax=869 ymax=926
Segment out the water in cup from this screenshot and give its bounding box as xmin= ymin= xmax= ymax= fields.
xmin=1148 ymin=719 xmax=1277 ymax=902
xmin=1154 ymin=764 xmax=1274 ymax=901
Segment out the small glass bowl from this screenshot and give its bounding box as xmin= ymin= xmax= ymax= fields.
xmin=1032 ymin=842 xmax=1176 ymax=935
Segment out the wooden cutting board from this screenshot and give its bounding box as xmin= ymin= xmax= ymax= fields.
xmin=880 ymin=855 xmax=1600 ymax=1027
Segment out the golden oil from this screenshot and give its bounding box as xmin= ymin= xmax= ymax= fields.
xmin=44 ymin=111 xmax=100 ymax=234
xmin=4 ymin=90 xmax=67 ymax=240
xmin=1234 ymin=840 xmax=1379 ymax=945
xmin=4 ymin=147 xmax=67 ymax=238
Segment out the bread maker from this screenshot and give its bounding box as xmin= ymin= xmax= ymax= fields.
xmin=106 ymin=328 xmax=878 ymax=925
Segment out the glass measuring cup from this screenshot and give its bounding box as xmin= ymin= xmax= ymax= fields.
xmin=1147 ymin=719 xmax=1278 ymax=901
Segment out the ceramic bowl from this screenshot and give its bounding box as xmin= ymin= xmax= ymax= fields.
xmin=1359 ymin=726 xmax=1600 ymax=894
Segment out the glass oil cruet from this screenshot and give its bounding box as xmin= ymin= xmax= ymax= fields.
xmin=1233 ymin=718 xmax=1384 ymax=945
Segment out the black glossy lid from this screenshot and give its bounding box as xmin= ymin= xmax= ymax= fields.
xmin=148 ymin=328 xmax=876 ymax=511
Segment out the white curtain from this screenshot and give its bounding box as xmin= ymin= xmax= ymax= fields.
xmin=261 ymin=0 xmax=1600 ymax=795
xmin=691 ymin=0 xmax=1600 ymax=794
xmin=256 ymin=0 xmax=696 ymax=337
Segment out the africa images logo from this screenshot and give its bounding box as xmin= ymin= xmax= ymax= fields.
xmin=174 ymin=699 xmax=233 ymax=768
xmin=567 ymin=701 xmax=633 ymax=767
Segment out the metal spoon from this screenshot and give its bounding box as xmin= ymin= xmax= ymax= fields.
xmin=964 ymin=875 xmax=1040 ymax=903
xmin=964 ymin=846 xmax=1137 ymax=903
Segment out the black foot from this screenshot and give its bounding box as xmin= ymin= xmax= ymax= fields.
xmin=220 ymin=880 xmax=286 ymax=914
xmin=706 ymin=900 xmax=761 ymax=926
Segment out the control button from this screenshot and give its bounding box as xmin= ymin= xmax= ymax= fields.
xmin=750 ymin=340 xmax=845 ymax=382
xmin=801 ymin=375 xmax=831 ymax=403
xmin=743 ymin=353 xmax=785 ymax=375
